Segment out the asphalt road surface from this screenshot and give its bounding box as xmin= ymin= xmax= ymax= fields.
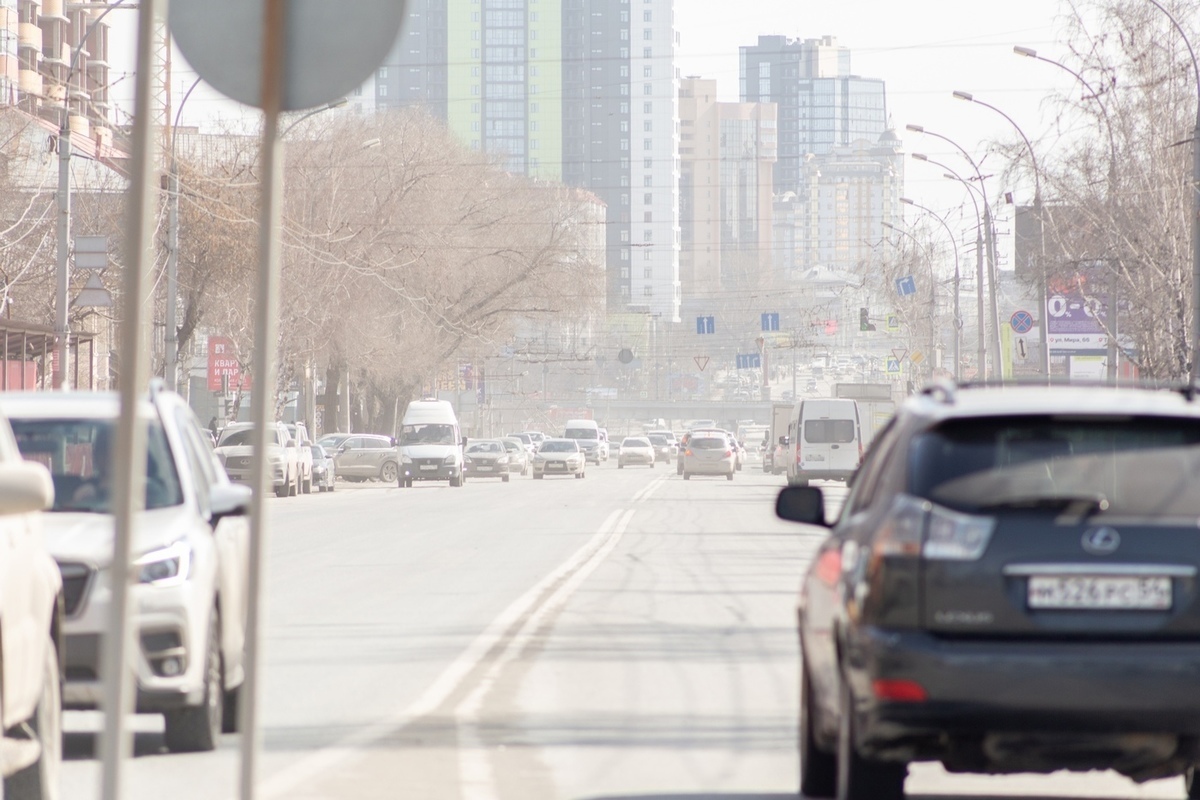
xmin=60 ymin=461 xmax=1188 ymax=799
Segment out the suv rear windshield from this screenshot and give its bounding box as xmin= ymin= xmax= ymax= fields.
xmin=910 ymin=416 xmax=1200 ymax=517
xmin=690 ymin=437 xmax=727 ymax=450
xmin=12 ymin=419 xmax=184 ymax=513
xmin=219 ymin=427 xmax=283 ymax=447
xmin=804 ymin=419 xmax=855 ymax=444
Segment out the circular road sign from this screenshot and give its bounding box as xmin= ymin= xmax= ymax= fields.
xmin=618 ymin=348 xmax=635 ymax=365
xmin=1010 ymin=310 xmax=1035 ymax=334
xmin=170 ymin=0 xmax=407 ymax=111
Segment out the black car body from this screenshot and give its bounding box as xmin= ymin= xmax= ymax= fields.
xmin=779 ymin=384 xmax=1200 ymax=800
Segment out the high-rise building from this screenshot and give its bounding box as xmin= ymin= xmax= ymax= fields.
xmin=379 ymin=0 xmax=681 ymax=320
xmin=678 ymin=77 xmax=776 ymax=299
xmin=739 ymin=35 xmax=886 ymax=195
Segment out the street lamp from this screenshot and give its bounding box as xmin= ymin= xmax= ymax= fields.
xmin=953 ymin=90 xmax=1051 ymax=383
xmin=1143 ymin=0 xmax=1200 ymax=386
xmin=902 ymin=197 xmax=962 ymax=379
xmin=54 ymin=0 xmax=131 ymax=389
xmin=910 ymin=144 xmax=1000 ymax=379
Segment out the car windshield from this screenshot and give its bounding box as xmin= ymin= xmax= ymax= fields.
xmin=563 ymin=428 xmax=598 ymax=440
xmin=466 ymin=442 xmax=502 ymax=454
xmin=11 ymin=419 xmax=183 ymax=513
xmin=690 ymin=437 xmax=727 ymax=450
xmin=648 ymin=436 xmax=668 ymax=446
xmin=910 ymin=417 xmax=1200 ymax=518
xmin=540 ymin=441 xmax=577 ymax=453
xmin=310 ymin=445 xmax=325 ymax=457
xmin=804 ymin=419 xmax=855 ymax=444
xmin=218 ymin=427 xmax=282 ymax=447
xmin=622 ymin=438 xmax=650 ymax=447
xmin=502 ymin=440 xmax=522 ymax=452
xmin=400 ymin=424 xmax=455 ymax=445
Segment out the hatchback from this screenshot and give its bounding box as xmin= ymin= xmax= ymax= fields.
xmin=682 ymin=433 xmax=735 ymax=480
xmin=617 ymin=437 xmax=655 ymax=468
xmin=778 ymin=383 xmax=1200 ymax=800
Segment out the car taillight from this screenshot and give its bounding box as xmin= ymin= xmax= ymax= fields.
xmin=724 ymin=449 xmax=732 ymax=457
xmin=870 ymin=495 xmax=929 ymax=561
xmin=923 ymin=503 xmax=995 ymax=561
xmin=872 ymin=679 xmax=928 ymax=703
xmin=814 ymin=550 xmax=841 ymax=586
xmin=685 ymin=449 xmax=693 ymax=456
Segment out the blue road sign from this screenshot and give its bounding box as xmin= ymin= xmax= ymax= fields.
xmin=895 ymin=276 xmax=917 ymax=297
xmin=1010 ymin=310 xmax=1035 ymax=334
xmin=761 ymin=312 xmax=780 ymax=332
xmin=736 ymin=354 xmax=762 ymax=370
xmin=696 ymin=316 xmax=715 ymax=334
xmin=886 ymin=357 xmax=901 ymax=375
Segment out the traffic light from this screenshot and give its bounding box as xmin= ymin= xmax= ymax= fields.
xmin=859 ymin=308 xmax=876 ymax=332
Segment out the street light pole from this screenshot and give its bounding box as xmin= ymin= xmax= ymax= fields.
xmin=883 ymin=220 xmax=938 ymax=381
xmin=902 ymin=197 xmax=962 ymax=379
xmin=164 ymin=76 xmax=204 ymax=392
xmin=1144 ymin=0 xmax=1200 ymax=385
xmin=953 ymin=90 xmax=1050 ymax=383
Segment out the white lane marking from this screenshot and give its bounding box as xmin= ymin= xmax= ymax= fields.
xmin=255 ymin=508 xmax=625 ymax=799
xmin=630 ymin=474 xmax=668 ymax=503
xmin=455 ymin=507 xmax=636 ymax=800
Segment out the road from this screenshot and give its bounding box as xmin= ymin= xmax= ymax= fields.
xmin=60 ymin=461 xmax=1187 ymax=799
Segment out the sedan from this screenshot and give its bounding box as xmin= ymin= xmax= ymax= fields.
xmin=500 ymin=437 xmax=530 ymax=475
xmin=647 ymin=433 xmax=674 ymax=463
xmin=310 ymin=444 xmax=336 ymax=492
xmin=617 ymin=437 xmax=656 ymax=468
xmin=464 ymin=440 xmax=511 ymax=481
xmin=682 ymin=434 xmax=735 ymax=481
xmin=532 ymin=439 xmax=585 ymax=479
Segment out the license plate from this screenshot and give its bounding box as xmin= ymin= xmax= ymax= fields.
xmin=419 ymin=465 xmax=438 ymax=471
xmin=476 ymin=466 xmax=492 ymax=471
xmin=1027 ymin=576 xmax=1172 ymax=610
xmin=547 ymin=463 xmax=564 ymax=469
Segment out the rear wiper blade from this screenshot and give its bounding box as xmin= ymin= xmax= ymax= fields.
xmin=979 ymin=493 xmax=1109 ymax=524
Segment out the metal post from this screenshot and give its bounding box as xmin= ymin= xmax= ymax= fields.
xmin=54 ymin=115 xmax=71 ymax=390
xmin=984 ymin=204 xmax=1004 ymax=379
xmin=165 ymin=164 xmax=179 ymax=390
xmin=99 ymin=0 xmax=162 ymax=797
xmin=1193 ymin=118 xmax=1200 ymax=385
xmin=240 ymin=1 xmax=286 ymax=797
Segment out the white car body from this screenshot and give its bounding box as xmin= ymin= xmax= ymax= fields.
xmin=786 ymin=398 xmax=863 ymax=485
xmin=532 ymin=439 xmax=586 ymax=479
xmin=618 ymin=438 xmax=656 ymax=468
xmin=215 ymin=421 xmax=298 ymax=498
xmin=1 ymin=390 xmax=252 ymax=754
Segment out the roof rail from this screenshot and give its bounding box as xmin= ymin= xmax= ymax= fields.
xmin=920 ymin=379 xmax=957 ymax=404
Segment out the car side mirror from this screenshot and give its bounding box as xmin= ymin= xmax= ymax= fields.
xmin=210 ymin=483 xmax=251 ymax=524
xmin=776 ymin=486 xmax=828 ymax=527
xmin=390 ymin=437 xmax=397 ymax=447
xmin=461 ymin=437 xmax=469 ymax=448
xmin=778 ymin=436 xmax=788 ymax=446
xmin=338 ymin=445 xmax=348 ymax=454
xmin=0 ymin=461 xmax=54 ymax=515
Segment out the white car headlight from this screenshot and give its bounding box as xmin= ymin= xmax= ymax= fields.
xmin=401 ymin=455 xmax=413 ymax=464
xmin=136 ymin=542 xmax=191 ymax=587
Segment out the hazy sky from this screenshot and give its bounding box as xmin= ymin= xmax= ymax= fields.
xmin=111 ymin=0 xmax=1086 ymax=220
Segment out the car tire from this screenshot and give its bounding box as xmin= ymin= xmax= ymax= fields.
xmin=800 ymin=665 xmax=837 ymax=799
xmin=450 ymin=475 xmax=461 ymax=487
xmin=288 ymin=474 xmax=298 ymax=497
xmin=727 ymin=471 xmax=734 ymax=481
xmin=533 ymin=473 xmax=544 ymax=480
xmin=380 ymin=462 xmax=398 ymax=483
xmin=683 ymin=472 xmax=690 ymax=480
xmin=792 ymin=477 xmax=810 ymax=487
xmin=303 ymin=475 xmax=312 ymax=494
xmin=5 ymin=635 xmax=62 ymax=800
xmin=274 ymin=482 xmax=288 ymax=499
xmin=650 ymin=462 xmax=655 ymax=469
xmin=164 ymin=612 xmax=222 ymax=753
xmin=502 ymin=474 xmax=510 ymax=483
xmin=221 ymin=683 xmax=240 ymax=734
xmin=618 ymin=462 xmax=624 ymax=469
xmin=836 ymin=680 xmax=906 ymax=800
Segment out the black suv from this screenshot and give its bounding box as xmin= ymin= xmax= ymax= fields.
xmin=778 ymin=383 xmax=1200 ymax=800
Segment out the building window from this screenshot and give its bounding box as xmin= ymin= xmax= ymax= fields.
xmin=620 ymin=29 xmax=628 ymax=40
xmin=378 ymin=67 xmax=388 ymax=79
xmin=643 ymin=120 xmax=652 ymax=132
xmin=620 ymin=65 xmax=629 ymax=77
xmin=643 ymin=193 xmax=653 ymax=204
xmin=644 ymin=176 xmax=653 ymax=187
xmin=472 ymin=85 xmax=480 ymax=95
xmin=644 ymin=83 xmax=652 ymax=95
xmin=472 ymin=102 xmax=480 ymax=113
xmin=644 ymin=10 xmax=652 ymax=21
xmin=643 ymin=138 xmax=652 ymax=150
xmin=643 ymin=65 xmax=652 ymax=78
xmin=472 ymin=30 xmax=479 ymax=40
xmin=621 ymin=249 xmax=630 ymax=261
xmin=621 ymin=230 xmax=630 ymax=242
xmin=530 ymin=102 xmax=539 ymax=112
xmin=644 ymin=229 xmax=653 ymax=242
xmin=621 ymin=267 xmax=630 ymax=278
xmin=621 ymin=194 xmax=630 ymax=206
xmin=620 ymin=120 xmax=629 ymax=132
xmin=644 ymin=157 xmax=653 ymax=168
xmin=643 ymin=47 xmax=652 ymax=58
xmin=644 ymin=211 xmax=653 ymax=222
xmin=472 ymin=66 xmax=480 ymax=77
xmin=644 ymin=252 xmax=653 ymax=263
xmin=644 ymin=101 xmax=652 ymax=113
xmin=644 ymin=267 xmax=653 ymax=278
xmin=379 ymin=85 xmax=388 ymax=96
xmin=620 ymin=139 xmax=630 ymax=151
xmin=644 ymin=29 xmax=653 ymax=41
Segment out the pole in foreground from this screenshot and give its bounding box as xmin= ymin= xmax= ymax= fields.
xmin=99 ymin=0 xmax=162 ymax=797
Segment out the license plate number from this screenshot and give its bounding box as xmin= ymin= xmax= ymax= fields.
xmin=547 ymin=463 xmax=564 ymax=469
xmin=419 ymin=465 xmax=438 ymax=471
xmin=1027 ymin=576 xmax=1172 ymax=610
xmin=476 ymin=466 xmax=492 ymax=471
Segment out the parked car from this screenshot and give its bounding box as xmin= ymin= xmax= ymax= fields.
xmin=681 ymin=433 xmax=735 ymax=481
xmin=500 ymin=437 xmax=530 ymax=475
xmin=335 ymin=434 xmax=399 ymax=483
xmin=215 ymin=421 xmax=298 ymax=498
xmin=283 ymin=422 xmax=314 ymax=493
xmin=310 ymin=444 xmax=336 ymax=492
xmin=463 ymin=440 xmax=511 ymax=481
xmin=317 ymin=432 xmax=352 ymax=451
xmin=0 ymin=415 xmax=61 ymax=799
xmin=3 ymin=388 xmax=252 ymax=754
xmin=779 ymin=383 xmax=1200 ymax=800
xmin=618 ymin=437 xmax=656 ymax=468
xmin=532 ymin=439 xmax=585 ymax=479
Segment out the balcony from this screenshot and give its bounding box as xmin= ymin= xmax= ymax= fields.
xmin=18 ymin=22 xmax=41 ymax=52
xmin=18 ymin=69 xmax=42 ymax=96
xmin=40 ymin=0 xmax=68 ymax=23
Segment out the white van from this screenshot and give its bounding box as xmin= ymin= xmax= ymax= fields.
xmin=785 ymin=398 xmax=862 ymax=486
xmin=398 ymin=399 xmax=465 ymax=487
xmin=563 ymin=418 xmax=604 ymax=464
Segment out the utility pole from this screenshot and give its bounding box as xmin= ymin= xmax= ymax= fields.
xmin=54 ymin=107 xmax=70 ymax=389
xmin=165 ymin=166 xmax=179 ymax=390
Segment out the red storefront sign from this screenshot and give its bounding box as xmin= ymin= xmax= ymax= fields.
xmin=207 ymin=336 xmax=250 ymax=392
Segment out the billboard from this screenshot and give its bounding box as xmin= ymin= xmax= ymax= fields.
xmin=207 ymin=336 xmax=251 ymax=392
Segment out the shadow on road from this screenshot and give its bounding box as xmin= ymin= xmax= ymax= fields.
xmin=64 ymin=730 xmax=170 ymax=760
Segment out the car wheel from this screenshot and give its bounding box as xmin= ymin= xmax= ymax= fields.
xmin=274 ymin=481 xmax=289 ymax=499
xmin=800 ymin=664 xmax=837 ymax=798
xmin=502 ymin=473 xmax=510 ymax=483
xmin=618 ymin=462 xmax=624 ymax=469
xmin=836 ymin=679 xmax=906 ymax=800
xmin=380 ymin=461 xmax=398 ymax=483
xmin=288 ymin=474 xmax=297 ymax=497
xmin=683 ymin=472 xmax=690 ymax=480
xmin=4 ymin=635 xmax=62 ymax=800
xmin=302 ymin=474 xmax=312 ymax=494
xmin=792 ymin=477 xmax=810 ymax=487
xmin=727 ymin=471 xmax=734 ymax=481
xmin=164 ymin=612 xmax=222 ymax=753
xmin=221 ymin=683 xmax=240 ymax=734
xmin=650 ymin=462 xmax=655 ymax=468
xmin=533 ymin=473 xmax=544 ymax=480
xmin=1186 ymin=768 xmax=1200 ymax=799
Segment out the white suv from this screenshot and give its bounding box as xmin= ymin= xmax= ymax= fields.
xmin=0 ymin=416 xmax=61 ymax=800
xmin=215 ymin=421 xmax=298 ymax=498
xmin=1 ymin=388 xmax=252 ymax=753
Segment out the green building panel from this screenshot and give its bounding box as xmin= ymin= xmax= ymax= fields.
xmin=528 ymin=3 xmax=562 ymax=181
xmin=446 ymin=2 xmax=480 ymax=146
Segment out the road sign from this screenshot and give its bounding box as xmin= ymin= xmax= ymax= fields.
xmin=1010 ymin=309 xmax=1035 ymax=334
xmin=170 ymin=0 xmax=408 ymax=111
xmin=910 ymin=350 xmax=925 ymax=365
xmin=887 ymin=314 xmax=900 ymax=331
xmin=760 ymin=312 xmax=780 ymax=332
xmin=891 ymin=348 xmax=908 ymax=362
xmin=694 ymin=356 xmax=709 ymax=371
xmin=736 ymin=353 xmax=762 ymax=370
xmin=886 ymin=357 xmax=901 ymax=375
xmin=895 ymin=275 xmax=917 ymax=297
xmin=618 ymin=348 xmax=635 ymax=364
xmin=696 ymin=316 xmax=715 ymax=334
xmin=73 ymin=236 xmax=108 ymax=270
